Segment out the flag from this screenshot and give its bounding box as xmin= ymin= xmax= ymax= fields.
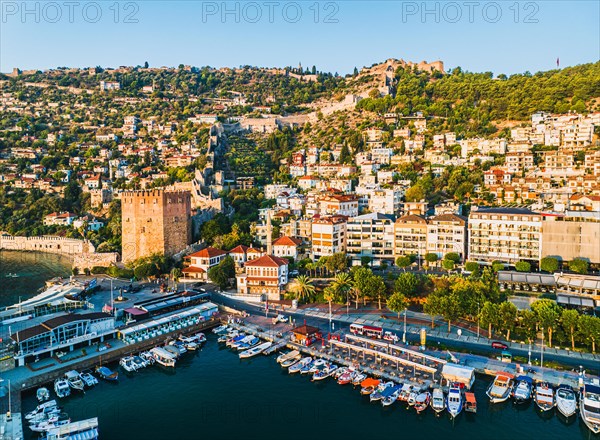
xmin=556 ymin=57 xmax=560 ymax=68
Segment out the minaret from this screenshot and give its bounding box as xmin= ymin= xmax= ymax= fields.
xmin=266 ymin=210 xmax=273 ymax=255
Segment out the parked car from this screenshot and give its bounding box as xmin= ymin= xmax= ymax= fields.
xmin=275 ymin=314 xmax=287 ymax=323
xmin=491 ymin=341 xmax=508 ymax=350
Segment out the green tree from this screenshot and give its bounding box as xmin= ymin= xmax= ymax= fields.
xmin=326 ymin=252 xmax=348 ymax=273
xmin=423 ymin=290 xmax=444 ymax=328
xmin=515 ymin=261 xmax=531 ymax=272
xmin=498 ymin=302 xmax=517 ymax=340
xmin=479 ymin=301 xmax=500 ymax=338
xmin=424 ymin=253 xmax=438 ymax=271
xmin=561 ymin=309 xmax=580 ymax=351
xmin=387 ymin=291 xmax=409 ymax=320
xmin=540 ymin=257 xmax=559 ymax=273
xmin=465 ymin=261 xmax=479 ymax=274
xmin=331 ymin=272 xmax=353 ymax=305
xmin=444 ymin=252 xmax=460 ymax=263
xmin=578 ymin=315 xmax=600 ymax=353
xmin=323 ymin=286 xmax=336 ymax=322
xmin=208 ymin=256 xmax=235 ymax=289
xmin=569 ymin=258 xmax=589 ymax=275
xmin=531 ymin=299 xmax=561 ymax=347
xmin=442 ymin=259 xmax=455 ymax=272
xmin=360 ymin=256 xmax=372 ymax=267
xmin=394 ymin=272 xmax=420 ymax=298
xmin=492 ymin=261 xmax=505 ymax=273
xmin=518 ymin=309 xmax=538 ymax=343
xmin=291 ymin=274 xmax=315 ymax=302
xmin=440 ymin=293 xmax=463 ymax=332
xmin=395 ymin=255 xmax=412 ymax=271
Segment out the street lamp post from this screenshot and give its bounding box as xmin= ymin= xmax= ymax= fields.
xmin=476 ymin=301 xmax=480 ymax=339
xmin=402 ymin=307 xmax=407 ymax=344
xmin=541 ymin=326 xmax=544 ymax=368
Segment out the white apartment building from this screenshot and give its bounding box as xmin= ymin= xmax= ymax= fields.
xmin=394 ymin=214 xmax=428 ymax=259
xmin=368 ymin=189 xmax=403 ymax=215
xmin=346 ymin=213 xmax=395 ymax=266
xmin=468 ymin=207 xmax=543 ymax=264
xmin=426 ymin=214 xmax=468 ymax=261
xmin=311 ymin=216 xmax=347 ymax=258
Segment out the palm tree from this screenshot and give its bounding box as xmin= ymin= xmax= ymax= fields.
xmin=291 ymin=275 xmax=315 ymax=303
xmin=332 ymin=272 xmax=353 ymax=303
xmin=323 ymin=286 xmax=336 ymax=329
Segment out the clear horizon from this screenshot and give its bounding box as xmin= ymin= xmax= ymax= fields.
xmin=1 ymin=1 xmax=599 ymax=76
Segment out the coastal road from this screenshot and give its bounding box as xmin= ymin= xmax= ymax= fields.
xmin=209 ymin=291 xmax=600 ymax=374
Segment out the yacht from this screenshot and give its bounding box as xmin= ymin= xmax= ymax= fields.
xmin=64 ymin=371 xmax=85 ymax=392
xmin=487 ymin=373 xmax=514 ymax=403
xmin=54 ymin=379 xmax=71 ymax=398
xmin=534 ymin=381 xmax=555 ymax=412
xmin=580 ymin=384 xmax=600 ymax=434
xmin=79 ymin=371 xmax=98 ymax=388
xmin=512 ymin=376 xmax=533 ymax=403
xmin=555 ymin=384 xmax=577 ymax=418
xmin=26 ymin=400 xmax=59 ymax=420
xmin=430 ymin=388 xmax=445 ymax=415
xmin=446 ymin=385 xmax=463 ymax=418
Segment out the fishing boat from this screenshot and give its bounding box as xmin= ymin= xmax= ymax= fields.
xmin=534 ymin=381 xmax=555 ymax=412
xmin=139 ymin=351 xmax=156 ymax=365
xmin=277 ymin=350 xmax=300 ymax=364
xmin=308 ymin=359 xmax=327 ymax=373
xmin=219 ymin=331 xmax=238 ymax=343
xmin=79 ymin=371 xmax=98 ymax=388
xmin=54 ymin=379 xmax=71 ymax=398
xmin=212 ymin=325 xmax=229 ymax=334
xmin=486 ymin=372 xmax=514 ymax=403
xmin=555 ymin=384 xmax=577 ymax=418
xmin=312 ymin=363 xmax=338 ymax=381
xmin=381 ymin=385 xmax=402 ymax=407
xmin=337 ymin=369 xmax=354 ymax=385
xmin=164 ymin=344 xmax=182 ymax=359
xmin=150 ymin=347 xmax=177 ymax=367
xmin=352 ymin=371 xmax=366 ymax=386
xmin=415 ymin=391 xmax=431 ymax=413
xmin=192 ymin=332 xmax=207 ymax=343
xmin=281 ymin=353 xmax=301 ymax=368
xmin=239 ymin=341 xmax=272 ymax=358
xmin=360 ymin=378 xmax=380 ymax=395
xmin=37 ymin=387 xmax=50 ymax=403
xmin=236 ymin=336 xmax=260 ymax=351
xmin=446 ymin=385 xmax=463 ymax=418
xmin=168 ymin=340 xmax=188 ymax=355
xmin=580 ymin=383 xmax=600 ymax=434
xmin=64 ymin=371 xmax=85 ymax=391
xmin=370 ymin=382 xmax=395 ymax=402
xmin=512 ymin=375 xmax=533 ymax=403
xmin=333 ymin=367 xmax=347 ymax=380
xmin=42 ymin=417 xmax=99 ymax=440
xmin=227 ymin=334 xmax=247 ymax=347
xmin=407 ymin=390 xmax=419 ymax=406
xmin=96 ymin=365 xmax=119 ymax=381
xmin=120 ymin=356 xmax=138 ymax=372
xmin=300 ymin=359 xmax=315 ymax=374
xmin=464 ymin=392 xmax=477 ymax=413
xmin=288 ymin=357 xmax=312 ymax=374
xmin=398 ymin=383 xmax=414 ymax=402
xmin=431 ymin=388 xmax=446 ymax=414
xmin=132 ymin=355 xmax=149 ymax=369
xmin=26 ymin=400 xmax=59 ymax=420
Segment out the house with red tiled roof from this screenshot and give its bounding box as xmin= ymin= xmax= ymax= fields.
xmin=182 ymin=246 xmax=227 ymax=281
xmin=246 ymin=246 xmax=264 ymax=262
xmin=228 ymin=244 xmax=249 ymax=265
xmin=272 ymin=236 xmax=302 ymax=259
xmin=43 ymin=211 xmax=78 ymax=226
xmin=236 ymin=254 xmax=289 ymax=300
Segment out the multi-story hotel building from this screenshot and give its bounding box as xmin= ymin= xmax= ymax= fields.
xmin=311 ymin=215 xmax=347 ymax=258
xmin=346 ymin=213 xmax=395 ymax=266
xmin=394 ymin=214 xmax=428 ymax=259
xmin=426 ymin=214 xmax=468 ymax=261
xmin=468 ymin=207 xmax=543 ymax=264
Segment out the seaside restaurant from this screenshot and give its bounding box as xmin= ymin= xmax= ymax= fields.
xmin=118 ymin=302 xmax=218 ymax=344
xmin=10 ymin=312 xmax=115 ymax=366
xmin=290 ymin=325 xmax=322 ymax=346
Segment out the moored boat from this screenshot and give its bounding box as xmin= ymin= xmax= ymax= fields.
xmin=54 ymin=379 xmax=71 ymax=398
xmin=277 ymin=350 xmax=300 ymax=365
xmin=555 ymin=384 xmax=577 ymax=418
xmin=398 ymin=383 xmax=414 ymax=402
xmin=36 ymin=387 xmax=50 ymax=403
xmin=308 ymin=359 xmax=327 ymax=373
xmin=414 ymin=391 xmax=431 ymax=413
xmin=464 ymin=392 xmax=477 ymax=413
xmin=281 ymin=353 xmax=302 ymax=368
xmin=150 ymin=347 xmax=177 ymax=367
xmin=534 ymin=381 xmax=555 ymax=412
xmin=288 ymin=357 xmax=312 ymax=374
xmin=431 ymin=388 xmax=446 ymax=414
xmin=96 ymin=365 xmax=119 ymax=381
xmin=337 ymin=369 xmax=354 ymax=385
xmin=120 ymin=356 xmax=138 ymax=372
xmin=370 ymin=381 xmax=395 ymax=402
xmin=512 ymin=376 xmax=533 ymax=404
xmin=42 ymin=416 xmax=99 ymax=440
xmin=446 ymin=384 xmax=463 ymax=418
xmin=26 ymin=400 xmax=59 ymax=420
xmin=487 ymin=372 xmax=514 ymax=403
xmin=312 ymin=363 xmax=338 ymax=381
xmin=580 ymin=383 xmax=600 ymax=434
xmin=64 ymin=371 xmax=85 ymax=392
xmin=239 ymin=341 xmax=272 ymax=358
xmin=79 ymin=371 xmax=98 ymax=388
xmin=212 ymin=325 xmax=229 ymax=334
xmin=132 ymin=355 xmax=149 ymax=369
xmin=352 ymin=371 xmax=366 ymax=386
xmin=360 ymin=378 xmax=380 ymax=395
xmin=381 ymin=385 xmax=402 ymax=407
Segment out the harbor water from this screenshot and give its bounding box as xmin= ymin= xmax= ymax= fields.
xmin=0 ymin=251 xmax=71 ymax=307
xmin=21 ymin=334 xmax=598 ymax=440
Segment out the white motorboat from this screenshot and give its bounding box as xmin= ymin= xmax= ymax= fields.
xmin=132 ymin=355 xmax=149 ymax=369
xmin=236 ymin=336 xmax=260 ymax=351
xmin=312 ymin=363 xmax=338 ymax=381
xmin=29 ymin=416 xmax=71 ymax=433
xmin=239 ymin=341 xmax=272 ymax=359
xmin=352 ymin=372 xmax=366 ymax=386
xmin=555 ymin=384 xmax=577 ymax=418
xmin=227 ymin=334 xmax=247 ymax=348
xmin=288 ymin=357 xmax=312 ymax=374
xmin=120 ymin=356 xmax=138 ymax=372
xmin=64 ymin=371 xmax=85 ymax=392
xmin=212 ymin=325 xmax=229 ymax=334
xmin=139 ymin=351 xmax=156 ymax=365
xmin=534 ymin=382 xmax=555 ymax=412
xmin=407 ymin=390 xmax=419 ymax=406
xmin=580 ymin=383 xmax=600 ymax=434
xmin=150 ymin=347 xmax=177 ymax=367
xmin=54 ymin=379 xmax=71 ymax=398
xmin=381 ymin=385 xmax=402 ymax=407
xmin=487 ymin=373 xmax=514 ymax=403
xmin=398 ymin=383 xmax=415 ymax=403
xmin=446 ymin=385 xmax=463 ymax=418
xmin=308 ymin=359 xmax=327 ymax=373
xmin=28 ymin=410 xmax=60 ymax=425
xmin=333 ymin=367 xmax=347 ymax=380
xmin=164 ymin=344 xmax=183 ymax=358
xmin=26 ymin=400 xmax=59 ymax=420
xmin=277 ymin=350 xmax=300 ymax=364
xmin=280 ymin=353 xmax=301 ymax=368
xmin=78 ymin=371 xmax=98 ymax=388
xmin=431 ymin=388 xmax=446 ymax=414
xmin=370 ymin=381 xmax=395 ymax=402
xmin=169 ymin=340 xmax=188 ymax=354
xmin=218 ymin=331 xmax=238 ymax=343
xmin=512 ymin=376 xmax=533 ymax=403
xmin=36 ymin=387 xmax=50 ymax=403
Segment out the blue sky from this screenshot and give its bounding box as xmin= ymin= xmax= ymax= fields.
xmin=1 ymin=1 xmax=599 ymax=75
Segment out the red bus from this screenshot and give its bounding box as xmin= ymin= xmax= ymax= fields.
xmin=349 ymin=323 xmax=383 ymax=339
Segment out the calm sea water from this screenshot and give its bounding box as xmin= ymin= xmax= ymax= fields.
xmin=0 ymin=251 xmax=71 ymax=308
xmin=21 ymin=335 xmax=599 ymax=440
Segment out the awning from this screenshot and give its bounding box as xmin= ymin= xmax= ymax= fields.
xmin=360 ymin=378 xmax=380 ymax=388
xmin=124 ymin=308 xmax=148 ymax=316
